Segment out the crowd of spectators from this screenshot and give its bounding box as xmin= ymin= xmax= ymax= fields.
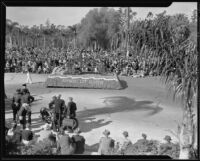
xmin=5 ymin=120 xmax=179 ymax=157
xmin=5 ymin=47 xmax=160 ymax=77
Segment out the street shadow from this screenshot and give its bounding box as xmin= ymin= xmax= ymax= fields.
xmin=76 ymin=96 xmax=163 ymax=133
xmin=78 ymin=96 xmax=163 ymax=118
xmin=5 ymin=96 xmax=163 ymax=136
xmin=31 ymin=117 xmax=44 ymax=129
xmin=119 ymin=79 xmax=128 ymax=89
xmin=78 ymin=117 xmax=112 ymax=133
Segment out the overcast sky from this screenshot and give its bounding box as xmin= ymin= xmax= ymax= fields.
xmin=6 ymin=2 xmax=197 ymax=27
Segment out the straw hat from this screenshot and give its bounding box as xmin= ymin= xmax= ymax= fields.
xmin=16 ymin=88 xmax=21 ymax=93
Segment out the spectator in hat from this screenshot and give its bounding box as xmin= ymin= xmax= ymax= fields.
xmin=12 ymin=88 xmax=22 ymax=122
xmin=158 ymin=135 xmax=174 ymax=155
xmin=11 ymin=124 xmax=23 ymax=144
xmin=71 ymin=128 xmax=85 ymax=154
xmin=21 ymin=123 xmax=34 ymax=145
xmin=136 ymin=133 xmax=149 ymax=145
xmin=120 ymin=131 xmax=132 ymax=154
xmin=56 ymin=127 xmax=75 ymax=155
xmin=98 ymin=129 xmax=115 ymax=155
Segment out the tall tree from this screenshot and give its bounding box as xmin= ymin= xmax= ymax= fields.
xmin=6 ymin=19 xmax=19 ymax=48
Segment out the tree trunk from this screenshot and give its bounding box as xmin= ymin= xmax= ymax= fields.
xmin=9 ymin=35 xmax=12 ymax=48
xmin=178 ymin=105 xmax=195 ymax=159
xmin=43 ymin=36 xmax=46 ymax=49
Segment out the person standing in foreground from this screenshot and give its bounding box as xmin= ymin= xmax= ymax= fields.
xmin=98 ymin=129 xmax=115 ymax=155
xmin=20 ymin=89 xmax=34 ymax=126
xmin=51 ymin=94 xmax=65 ymax=132
xmin=12 ymin=88 xmax=22 ymax=122
xmin=120 ymin=131 xmax=132 ymax=155
xmin=66 ymin=97 xmax=77 ymax=119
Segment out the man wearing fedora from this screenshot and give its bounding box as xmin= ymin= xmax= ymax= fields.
xmin=98 ymin=129 xmax=115 ymax=155
xmin=158 ymin=135 xmax=175 ymax=156
xmin=120 ymin=131 xmax=132 ymax=155
xmin=50 ymin=94 xmax=65 ymax=132
xmin=12 ymin=88 xmax=22 ymax=122
xmin=71 ymin=128 xmax=85 ymax=154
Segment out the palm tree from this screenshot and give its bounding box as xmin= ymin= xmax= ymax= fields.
xmin=152 ymin=14 xmax=197 ymax=159
xmin=6 ymin=19 xmax=19 ymax=48
xmin=68 ymin=25 xmax=77 ymax=49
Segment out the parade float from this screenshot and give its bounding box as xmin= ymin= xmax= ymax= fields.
xmin=45 ymin=53 xmax=122 ymax=90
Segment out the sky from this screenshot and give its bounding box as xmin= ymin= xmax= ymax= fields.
xmin=6 ymin=2 xmax=197 ymax=27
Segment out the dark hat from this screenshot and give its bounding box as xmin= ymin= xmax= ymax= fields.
xmin=103 ymin=129 xmax=110 ymax=136
xmin=142 ymin=133 xmax=147 ymax=138
xmin=22 ymin=83 xmax=27 ymax=87
xmin=16 ymin=88 xmax=21 ymax=92
xmin=23 ymin=88 xmax=28 ymax=93
xmin=164 ymin=135 xmax=171 ymax=141
xmin=123 ymin=131 xmax=129 ymax=137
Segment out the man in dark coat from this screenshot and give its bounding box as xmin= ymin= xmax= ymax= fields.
xmin=50 ymin=94 xmax=65 ymax=132
xmin=71 ymin=128 xmax=85 ymax=154
xmin=21 ymin=84 xmax=34 ymax=102
xmin=66 ymin=97 xmax=77 ymax=119
xmin=12 ymin=88 xmax=22 ymax=122
xmin=19 ymin=89 xmax=34 ymax=127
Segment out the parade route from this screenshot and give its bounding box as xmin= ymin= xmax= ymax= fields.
xmin=4 ymin=73 xmax=186 ymax=153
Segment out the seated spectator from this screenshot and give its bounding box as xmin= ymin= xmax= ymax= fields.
xmin=71 ymin=128 xmax=85 ymax=154
xmin=7 ymin=123 xmax=17 ymax=137
xmin=158 ymin=135 xmax=175 ymax=155
xmin=137 ymin=133 xmax=148 ymax=144
xmin=21 ymin=123 xmax=34 ymax=145
xmin=11 ymin=124 xmax=23 ymax=144
xmin=37 ymin=66 xmax=42 ymax=74
xmin=56 ymin=128 xmax=76 ymax=155
xmin=98 ymin=129 xmax=115 ymax=155
xmin=119 ymin=131 xmax=132 ymax=154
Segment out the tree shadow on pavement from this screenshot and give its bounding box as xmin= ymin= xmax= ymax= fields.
xmin=76 ymin=96 xmax=163 ymax=133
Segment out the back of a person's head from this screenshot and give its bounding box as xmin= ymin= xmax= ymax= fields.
xmin=26 ymin=123 xmax=31 ymax=129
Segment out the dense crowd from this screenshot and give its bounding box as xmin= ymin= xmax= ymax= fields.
xmin=5 ymin=119 xmax=178 ymax=156
xmin=5 ymin=47 xmax=159 ymax=77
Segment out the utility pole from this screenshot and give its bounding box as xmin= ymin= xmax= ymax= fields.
xmin=126 ymin=7 xmax=130 ymax=59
